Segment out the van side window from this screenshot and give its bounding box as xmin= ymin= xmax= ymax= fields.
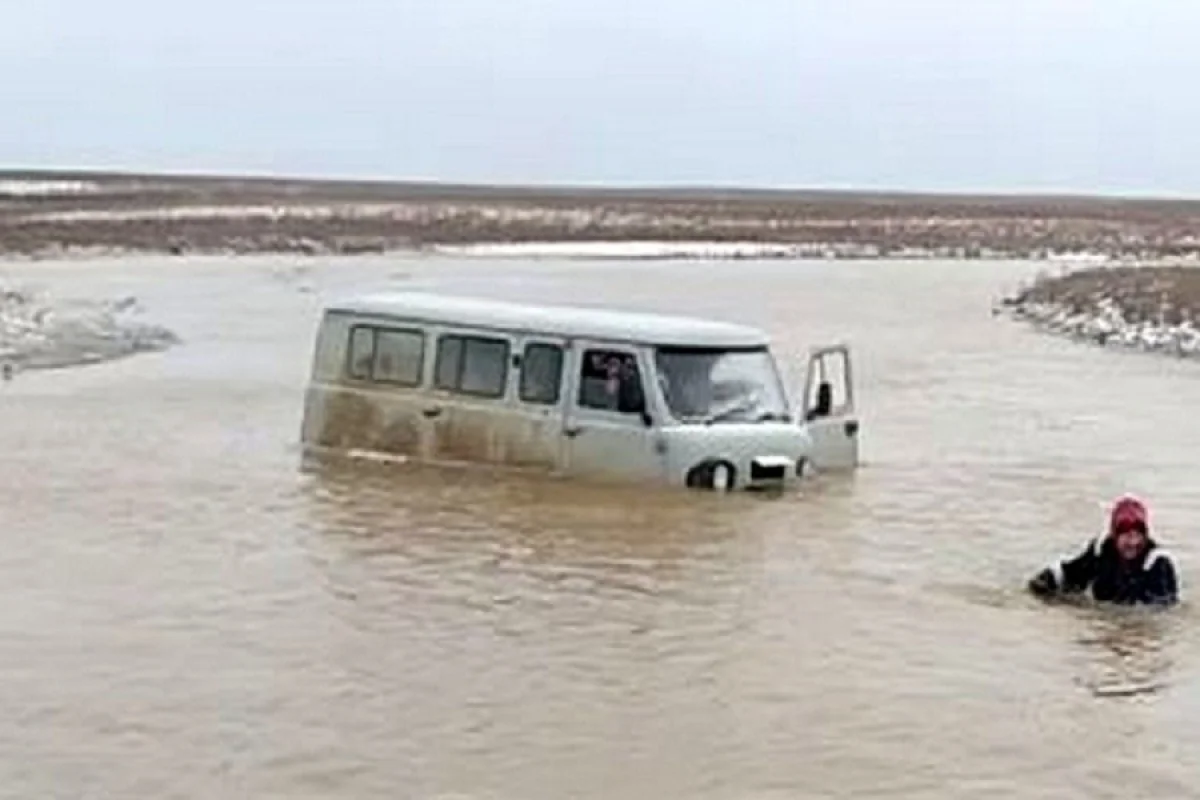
xmin=373 ymin=329 xmax=425 ymax=386
xmin=348 ymin=326 xmax=376 ymax=380
xmin=520 ymin=343 xmax=564 ymax=405
xmin=347 ymin=325 xmax=424 ymax=386
xmin=578 ymin=349 xmax=645 ymax=413
xmin=435 ymin=334 xmax=510 ymax=397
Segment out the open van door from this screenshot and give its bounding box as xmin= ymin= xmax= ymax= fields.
xmin=800 ymin=344 xmax=860 ymax=472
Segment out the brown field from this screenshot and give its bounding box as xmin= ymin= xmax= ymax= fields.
xmin=6 ymin=169 xmax=1200 ymax=260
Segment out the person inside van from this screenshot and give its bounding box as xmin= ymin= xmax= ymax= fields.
xmin=610 ymin=354 xmax=645 ymax=413
xmin=580 ymin=352 xmax=645 ymax=414
xmin=1027 ymin=495 xmax=1179 ymax=607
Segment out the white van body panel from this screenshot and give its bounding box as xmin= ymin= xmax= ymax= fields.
xmin=659 ymin=423 xmax=812 ymax=490
xmin=328 ymin=291 xmax=770 ymax=349
xmin=300 ymin=291 xmax=860 ymax=492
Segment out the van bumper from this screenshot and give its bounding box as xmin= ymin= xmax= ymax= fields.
xmin=664 ymin=423 xmax=811 ymax=492
xmin=682 ymin=453 xmax=804 ymax=491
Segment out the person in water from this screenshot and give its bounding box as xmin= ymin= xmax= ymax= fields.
xmin=1028 ymin=495 xmax=1179 ymax=606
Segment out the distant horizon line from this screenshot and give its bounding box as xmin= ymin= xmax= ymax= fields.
xmin=4 ymin=163 xmax=1200 ymax=205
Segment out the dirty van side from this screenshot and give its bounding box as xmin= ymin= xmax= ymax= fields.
xmin=302 ymin=310 xmax=578 ymax=475
xmin=499 ymin=335 xmax=571 ymax=470
xmin=301 ymin=310 xmax=431 ymax=459
xmin=425 ymin=326 xmax=569 ymax=470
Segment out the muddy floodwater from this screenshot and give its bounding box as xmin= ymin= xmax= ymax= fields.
xmin=3 ymin=254 xmax=1200 ymax=799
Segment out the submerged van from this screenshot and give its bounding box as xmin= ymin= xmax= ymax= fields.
xmin=300 ymin=291 xmax=860 ymax=491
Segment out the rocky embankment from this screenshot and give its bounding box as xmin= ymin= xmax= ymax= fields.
xmin=997 ymin=265 xmax=1200 ymax=358
xmin=6 ymin=170 xmax=1200 ymax=261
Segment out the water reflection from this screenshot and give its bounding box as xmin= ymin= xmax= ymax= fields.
xmin=1070 ymin=605 xmax=1186 ymax=699
xmin=295 ymin=454 xmax=786 ymax=610
xmin=292 ymin=455 xmax=785 ymax=798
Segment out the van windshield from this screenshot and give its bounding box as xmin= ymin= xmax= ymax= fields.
xmin=654 ymin=346 xmax=789 ymax=424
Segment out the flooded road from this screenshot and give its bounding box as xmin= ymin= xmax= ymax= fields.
xmin=2 ymin=253 xmax=1200 ymax=799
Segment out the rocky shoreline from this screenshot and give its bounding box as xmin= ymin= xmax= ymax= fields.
xmin=997 ymin=265 xmax=1200 ymax=359
xmin=6 ymin=170 xmax=1200 ymax=262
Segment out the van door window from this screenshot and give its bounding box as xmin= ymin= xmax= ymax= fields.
xmin=577 ymin=349 xmax=645 ymax=414
xmin=520 ymin=342 xmax=564 ymax=405
xmin=373 ymin=329 xmax=425 ymax=386
xmin=435 ymin=334 xmax=510 ymax=398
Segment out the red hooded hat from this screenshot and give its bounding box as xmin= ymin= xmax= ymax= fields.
xmin=1109 ymin=495 xmax=1149 ymax=536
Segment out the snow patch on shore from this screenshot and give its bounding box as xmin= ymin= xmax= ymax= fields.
xmin=0 ymin=180 xmax=100 ymax=197
xmin=22 ymin=203 xmax=409 ymax=223
xmin=430 ymin=240 xmax=853 ymax=260
xmin=432 ymin=241 xmax=1122 ymax=262
xmin=0 ymin=283 xmax=180 ymax=372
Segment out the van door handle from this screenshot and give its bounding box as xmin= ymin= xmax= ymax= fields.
xmin=423 ymin=406 xmax=443 ymax=419
xmin=564 ymin=426 xmax=582 ymax=438
xmin=844 ymin=419 xmax=859 ymax=436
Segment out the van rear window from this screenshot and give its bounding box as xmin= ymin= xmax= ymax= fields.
xmin=347 ymin=325 xmax=425 ymax=386
xmin=435 ymin=334 xmax=510 ymax=398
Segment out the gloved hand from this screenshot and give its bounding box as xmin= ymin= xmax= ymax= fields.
xmin=1027 ymin=568 xmax=1057 ymax=597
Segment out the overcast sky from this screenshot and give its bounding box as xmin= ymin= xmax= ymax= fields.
xmin=3 ymin=0 xmax=1198 ymax=195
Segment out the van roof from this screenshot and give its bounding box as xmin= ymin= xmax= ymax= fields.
xmin=325 ymin=290 xmax=771 ymax=348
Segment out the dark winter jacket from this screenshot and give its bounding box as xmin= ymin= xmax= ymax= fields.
xmin=1028 ymin=535 xmax=1179 ymax=607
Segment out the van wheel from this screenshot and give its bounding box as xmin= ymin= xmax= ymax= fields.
xmin=686 ymin=460 xmax=737 ymax=492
